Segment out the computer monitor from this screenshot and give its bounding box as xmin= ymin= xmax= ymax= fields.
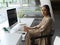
xmin=7 ymin=8 xmax=18 ymax=28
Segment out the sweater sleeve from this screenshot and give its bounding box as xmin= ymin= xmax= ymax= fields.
xmin=38 ymin=18 xmax=51 ymax=33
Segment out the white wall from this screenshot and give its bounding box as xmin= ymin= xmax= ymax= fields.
xmin=40 ymin=0 xmax=55 ymax=22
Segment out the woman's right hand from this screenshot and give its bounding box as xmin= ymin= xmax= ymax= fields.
xmin=24 ymin=26 xmax=29 ymax=32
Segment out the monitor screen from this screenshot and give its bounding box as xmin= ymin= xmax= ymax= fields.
xmin=7 ymin=8 xmax=17 ymax=27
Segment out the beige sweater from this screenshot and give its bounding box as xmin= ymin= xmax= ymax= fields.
xmin=28 ymin=16 xmax=52 ymax=36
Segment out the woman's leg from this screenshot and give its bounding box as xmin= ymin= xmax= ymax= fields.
xmin=40 ymin=38 xmax=45 ymax=45
xmin=24 ymin=33 xmax=31 ymax=45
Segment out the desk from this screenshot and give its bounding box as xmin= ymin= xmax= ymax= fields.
xmin=20 ymin=18 xmax=34 ymax=27
xmin=0 ymin=33 xmax=22 ymax=45
xmin=10 ymin=18 xmax=34 ymax=33
xmin=0 ymin=18 xmax=34 ymax=45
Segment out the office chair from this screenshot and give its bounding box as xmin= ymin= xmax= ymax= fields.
xmin=30 ymin=29 xmax=55 ymax=45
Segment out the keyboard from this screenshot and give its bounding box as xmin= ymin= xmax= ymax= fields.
xmin=30 ymin=18 xmax=42 ymax=27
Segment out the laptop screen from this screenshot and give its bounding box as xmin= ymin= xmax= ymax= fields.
xmin=7 ymin=8 xmax=17 ymax=27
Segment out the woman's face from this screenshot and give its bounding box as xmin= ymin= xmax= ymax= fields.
xmin=41 ymin=7 xmax=48 ymax=16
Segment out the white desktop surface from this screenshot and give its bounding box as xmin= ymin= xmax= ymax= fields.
xmin=0 ymin=18 xmax=34 ymax=45
xmin=20 ymin=18 xmax=34 ymax=27
xmin=0 ymin=33 xmax=22 ymax=45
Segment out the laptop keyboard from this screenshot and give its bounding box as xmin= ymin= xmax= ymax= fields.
xmin=30 ymin=18 xmax=42 ymax=27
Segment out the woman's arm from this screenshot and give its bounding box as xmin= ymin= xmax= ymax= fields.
xmin=24 ymin=21 xmax=42 ymax=30
xmin=24 ymin=18 xmax=43 ymax=32
xmin=24 ymin=25 xmax=40 ymax=32
xmin=38 ymin=18 xmax=52 ymax=33
xmin=24 ymin=24 xmax=41 ymax=32
xmin=24 ymin=26 xmax=38 ymax=32
xmin=28 ymin=18 xmax=52 ymax=34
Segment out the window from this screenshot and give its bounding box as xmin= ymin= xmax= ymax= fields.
xmin=18 ymin=0 xmax=41 ymax=18
xmin=0 ymin=0 xmax=41 ymax=23
xmin=35 ymin=0 xmax=40 ymax=6
xmin=0 ymin=0 xmax=20 ymax=8
xmin=0 ymin=0 xmax=18 ymax=24
xmin=21 ymin=0 xmax=35 ymax=7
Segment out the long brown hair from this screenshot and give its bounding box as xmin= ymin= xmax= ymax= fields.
xmin=43 ymin=5 xmax=51 ymax=17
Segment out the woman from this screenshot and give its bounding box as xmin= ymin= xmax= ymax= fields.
xmin=24 ymin=5 xmax=53 ymax=45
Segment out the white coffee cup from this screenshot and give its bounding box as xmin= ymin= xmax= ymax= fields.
xmin=21 ymin=33 xmax=25 ymax=41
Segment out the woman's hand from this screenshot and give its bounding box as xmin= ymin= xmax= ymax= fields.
xmin=24 ymin=26 xmax=29 ymax=32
